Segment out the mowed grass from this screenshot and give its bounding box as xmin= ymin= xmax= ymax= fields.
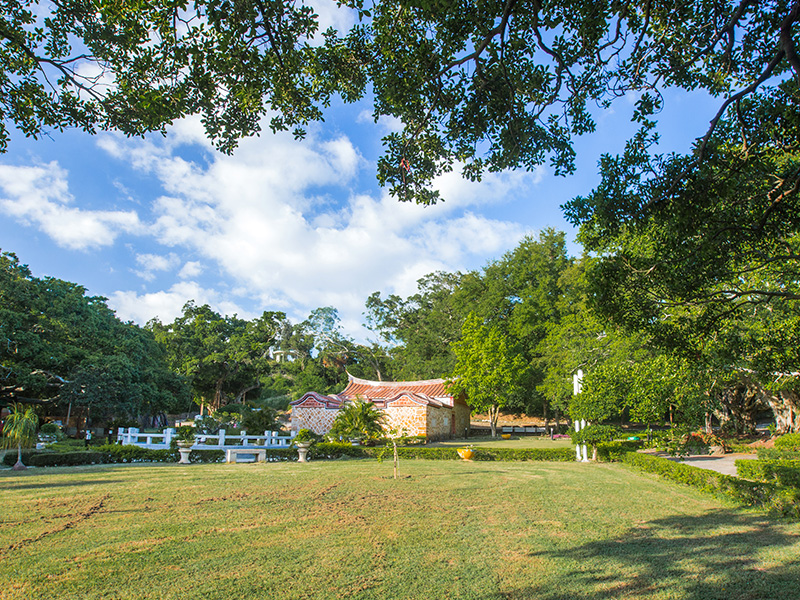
xmin=2 ymin=460 xmax=800 ymax=600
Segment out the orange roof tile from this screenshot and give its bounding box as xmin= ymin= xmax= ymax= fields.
xmin=338 ymin=375 xmax=453 ymax=406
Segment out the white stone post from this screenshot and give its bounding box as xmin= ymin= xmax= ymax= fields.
xmin=573 ymin=370 xmax=588 ymax=462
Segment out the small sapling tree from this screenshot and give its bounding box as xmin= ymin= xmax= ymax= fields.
xmin=570 ymin=425 xmax=620 ymax=461
xmin=2 ymin=404 xmax=38 ymax=470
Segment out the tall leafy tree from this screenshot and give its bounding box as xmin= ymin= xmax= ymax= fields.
xmin=365 ymin=271 xmax=478 ymax=379
xmin=478 ymin=229 xmax=572 ymax=414
xmin=149 ymin=302 xmax=284 ymax=412
xmin=448 ymin=313 xmax=525 ymax=437
xmin=1 ymin=251 xmax=187 ymax=422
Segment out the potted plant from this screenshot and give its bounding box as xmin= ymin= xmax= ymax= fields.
xmin=175 ymin=425 xmax=196 ymax=464
xmin=293 ymin=429 xmax=317 ymax=463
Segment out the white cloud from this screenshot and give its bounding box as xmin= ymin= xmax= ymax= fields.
xmin=356 ymin=110 xmax=403 ymax=135
xmin=109 ymin=281 xmax=251 ymax=325
xmin=0 ymin=162 xmax=141 ymax=250
xmin=134 ymin=252 xmax=180 ymax=281
xmin=97 ymin=117 xmax=543 ymax=337
xmin=178 ymin=261 xmax=203 ymax=279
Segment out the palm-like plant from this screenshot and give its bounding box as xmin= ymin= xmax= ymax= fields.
xmin=2 ymin=404 xmax=38 ymax=471
xmin=330 ymin=399 xmax=386 ymax=440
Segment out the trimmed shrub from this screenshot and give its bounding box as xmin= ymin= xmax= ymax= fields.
xmin=758 ymin=448 xmax=800 ymax=461
xmin=25 ymin=452 xmax=111 ymax=467
xmin=189 ymin=449 xmax=226 ymax=463
xmin=3 ymin=449 xmax=55 ymax=466
xmin=470 ymin=448 xmax=575 ymax=462
xmin=774 ymin=433 xmax=800 ymax=452
xmin=621 ymin=452 xmax=800 ymax=518
xmin=98 ymin=444 xmax=164 ymax=462
xmin=736 ymin=459 xmax=800 ymax=488
xmin=596 ymin=440 xmax=644 ymax=461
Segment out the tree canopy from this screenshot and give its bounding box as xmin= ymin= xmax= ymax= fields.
xmin=448 ymin=312 xmax=526 ymax=436
xmin=0 ymin=251 xmax=188 ymax=421
xmin=5 ymin=0 xmax=797 ymax=206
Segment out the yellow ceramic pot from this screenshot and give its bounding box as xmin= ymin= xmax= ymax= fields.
xmin=457 ymin=448 xmax=474 ymax=460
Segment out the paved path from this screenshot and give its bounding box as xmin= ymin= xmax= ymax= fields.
xmin=676 ymin=453 xmax=757 ymax=477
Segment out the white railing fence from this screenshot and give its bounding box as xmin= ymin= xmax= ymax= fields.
xmin=117 ymin=428 xmax=294 ymax=450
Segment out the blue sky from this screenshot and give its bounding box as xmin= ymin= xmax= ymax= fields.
xmin=0 ymin=33 xmax=720 ymax=341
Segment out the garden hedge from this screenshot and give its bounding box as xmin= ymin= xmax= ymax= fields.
xmin=2 ymin=443 xmax=591 ymax=468
xmin=736 ymin=459 xmax=800 ymax=489
xmin=774 ymin=433 xmax=800 ymax=452
xmin=620 ymin=451 xmax=800 ymax=518
xmin=2 ymin=445 xmax=226 ymax=467
xmin=757 ymin=448 xmax=800 ymax=461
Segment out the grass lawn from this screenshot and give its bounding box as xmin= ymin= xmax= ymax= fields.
xmin=2 ymin=459 xmax=799 ymax=600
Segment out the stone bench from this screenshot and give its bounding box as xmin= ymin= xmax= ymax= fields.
xmin=225 ymin=448 xmax=267 ymax=463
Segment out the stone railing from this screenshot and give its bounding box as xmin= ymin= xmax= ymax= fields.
xmin=117 ymin=428 xmax=294 ymax=450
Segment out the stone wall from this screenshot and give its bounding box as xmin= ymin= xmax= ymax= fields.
xmin=384 ymin=402 xmax=428 ymax=437
xmin=291 ymin=407 xmax=339 ymax=435
xmin=454 ymin=403 xmax=471 ymax=437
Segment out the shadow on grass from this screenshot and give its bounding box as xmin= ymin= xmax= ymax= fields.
xmin=0 ymin=479 xmax=126 ymax=491
xmin=509 ymin=510 xmax=800 ymax=600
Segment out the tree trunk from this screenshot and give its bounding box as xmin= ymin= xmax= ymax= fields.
xmin=392 ymin=438 xmax=398 ymax=479
xmin=543 ymin=401 xmax=550 ymax=433
xmin=13 ymin=444 xmax=26 ymax=471
xmin=213 ymin=378 xmax=225 ymax=412
xmin=765 ymin=389 xmax=800 ymax=434
xmin=489 ymin=404 xmax=499 ymax=437
xmin=720 ymin=381 xmax=762 ymax=434
xmin=235 ymin=384 xmax=260 ymax=404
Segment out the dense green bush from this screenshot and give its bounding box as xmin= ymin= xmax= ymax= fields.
xmin=24 ymin=452 xmax=111 ymax=467
xmin=774 ymin=433 xmax=800 ymax=452
xmin=470 ymin=448 xmax=575 ymax=462
xmin=736 ymin=459 xmax=800 ymax=488
xmin=596 ymin=440 xmax=645 ymax=461
xmin=758 ymin=447 xmax=800 ymax=461
xmin=188 ymin=449 xmax=226 ymax=463
xmin=2 ymin=444 xmax=228 ymax=467
xmin=97 ymin=444 xmax=174 ymax=463
xmin=2 ymin=449 xmax=47 ymax=466
xmin=621 ymin=452 xmax=800 ymax=518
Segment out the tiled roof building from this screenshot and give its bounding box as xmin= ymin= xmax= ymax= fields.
xmin=290 ymin=375 xmax=470 ymax=440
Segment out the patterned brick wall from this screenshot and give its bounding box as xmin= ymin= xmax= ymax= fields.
xmin=292 ymin=396 xmax=471 ymax=439
xmin=454 ymin=403 xmax=471 ymax=437
xmin=291 ymin=407 xmax=339 ymax=435
xmin=384 ymin=405 xmax=428 ymax=437
xmin=426 ymin=407 xmax=452 ymax=440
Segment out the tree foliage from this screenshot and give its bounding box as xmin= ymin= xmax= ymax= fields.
xmin=448 ymin=312 xmax=525 ymax=437
xmin=329 ymin=398 xmax=386 ymax=439
xmin=365 ymin=271 xmax=476 ymax=379
xmin=1 ymin=403 xmax=38 ymax=469
xmin=148 ymin=302 xmax=284 ymax=412
xmin=0 ymin=251 xmax=188 ymax=420
xmin=0 ymin=0 xmax=369 ymax=152
xmin=6 ymin=0 xmax=796 ymax=210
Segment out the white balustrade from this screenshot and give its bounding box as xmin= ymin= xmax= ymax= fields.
xmin=117 ymin=427 xmax=293 ymax=450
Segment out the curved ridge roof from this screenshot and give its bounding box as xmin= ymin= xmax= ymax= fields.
xmin=339 ymin=374 xmax=451 ymax=402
